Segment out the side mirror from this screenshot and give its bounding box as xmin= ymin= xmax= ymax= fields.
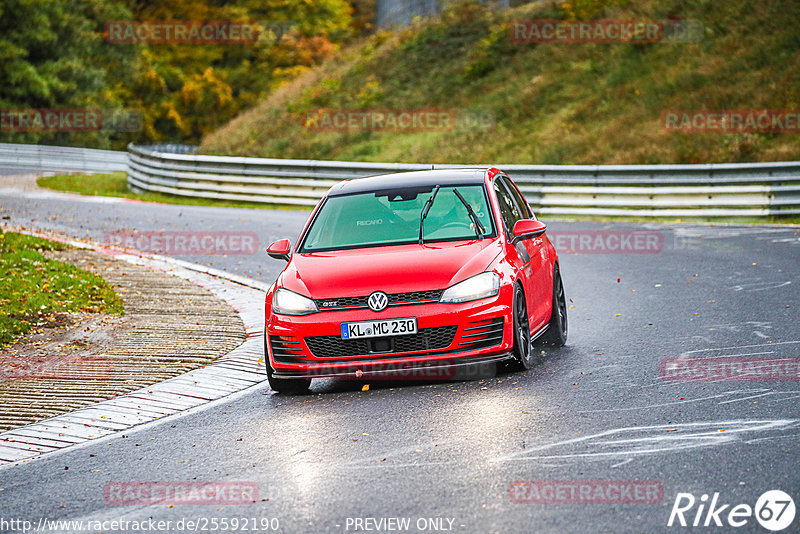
xmin=511 ymin=219 xmax=547 ymax=242
xmin=266 ymin=239 xmax=291 ymax=261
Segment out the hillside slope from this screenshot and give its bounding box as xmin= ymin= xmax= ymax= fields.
xmin=201 ymin=0 xmax=800 ymax=164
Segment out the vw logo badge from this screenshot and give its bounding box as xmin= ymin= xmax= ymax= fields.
xmin=367 ymin=291 xmax=389 ymax=312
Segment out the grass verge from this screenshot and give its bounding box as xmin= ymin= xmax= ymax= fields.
xmin=0 ymin=231 xmax=124 ymax=347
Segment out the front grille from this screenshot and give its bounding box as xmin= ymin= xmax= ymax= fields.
xmin=305 ymin=325 xmax=457 ymax=358
xmin=315 ymin=289 xmax=444 ymax=311
xmin=389 ymin=290 xmax=443 ymax=304
xmin=317 ymin=296 xmax=367 ymax=309
xmin=458 ymin=318 xmax=504 ymax=349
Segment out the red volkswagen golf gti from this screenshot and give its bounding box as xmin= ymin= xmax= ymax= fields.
xmin=263 ymin=168 xmax=567 ymax=393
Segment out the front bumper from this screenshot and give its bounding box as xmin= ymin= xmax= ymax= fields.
xmin=265 ymin=294 xmax=514 ymax=380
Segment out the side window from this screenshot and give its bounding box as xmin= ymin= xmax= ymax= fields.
xmin=501 ymin=176 xmax=533 ymax=219
xmin=493 ymin=178 xmax=524 ymax=236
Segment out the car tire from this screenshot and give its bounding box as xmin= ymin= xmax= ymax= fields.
xmin=540 ymin=265 xmax=568 ymax=347
xmin=264 ymin=333 xmax=311 ymax=394
xmin=512 ymin=283 xmax=535 ymax=370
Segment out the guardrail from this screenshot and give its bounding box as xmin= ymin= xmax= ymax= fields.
xmin=128 ymin=144 xmax=800 ymax=217
xmin=1 ymin=143 xmax=798 ymax=217
xmin=0 ymin=142 xmax=127 ymax=173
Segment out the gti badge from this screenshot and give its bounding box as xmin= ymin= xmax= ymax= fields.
xmin=368 ymin=291 xmax=389 ymax=312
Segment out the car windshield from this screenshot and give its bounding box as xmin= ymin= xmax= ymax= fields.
xmin=301 ymin=184 xmax=495 ymax=252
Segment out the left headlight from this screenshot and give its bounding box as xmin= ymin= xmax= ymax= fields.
xmin=440 ymin=272 xmax=500 ymax=304
xmin=272 ymin=288 xmax=319 ymax=316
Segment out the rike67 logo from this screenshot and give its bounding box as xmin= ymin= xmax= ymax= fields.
xmin=668 ymin=490 xmax=796 ymax=531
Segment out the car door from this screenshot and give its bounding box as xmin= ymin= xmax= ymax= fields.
xmin=497 ymin=176 xmax=551 ymax=331
xmin=493 ymin=177 xmax=538 ymax=330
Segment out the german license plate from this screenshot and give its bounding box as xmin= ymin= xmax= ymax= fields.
xmin=341 ymin=317 xmax=418 ymax=339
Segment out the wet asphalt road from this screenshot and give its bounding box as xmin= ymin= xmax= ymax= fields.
xmin=0 ymin=185 xmax=799 ymax=534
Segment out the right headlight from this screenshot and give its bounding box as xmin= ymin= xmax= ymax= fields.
xmin=272 ymin=288 xmax=318 ymax=316
xmin=440 ymin=272 xmax=500 ymax=303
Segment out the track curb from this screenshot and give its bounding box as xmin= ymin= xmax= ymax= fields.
xmin=0 ymin=227 xmax=269 ymax=468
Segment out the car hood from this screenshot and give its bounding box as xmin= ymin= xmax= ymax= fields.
xmin=280 ymin=239 xmax=503 ymax=298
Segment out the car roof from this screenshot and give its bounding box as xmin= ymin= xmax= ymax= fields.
xmin=327 ymin=168 xmax=490 ymax=196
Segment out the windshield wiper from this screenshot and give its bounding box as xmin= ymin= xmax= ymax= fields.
xmin=453 ymin=188 xmax=485 ymax=239
xmin=418 ymin=185 xmax=440 ymax=245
